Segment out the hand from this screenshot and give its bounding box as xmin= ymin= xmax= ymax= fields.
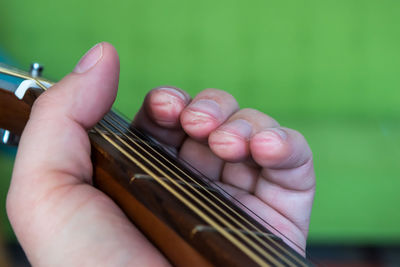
xmin=6 ymin=43 xmax=315 ymax=266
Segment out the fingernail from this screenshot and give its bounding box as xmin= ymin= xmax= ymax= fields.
xmin=218 ymin=119 xmax=252 ymax=140
xmin=189 ymin=99 xmax=222 ymax=120
xmin=158 ymin=87 xmax=187 ymax=102
xmin=73 ymin=43 xmax=103 ymax=73
xmin=260 ymin=128 xmax=287 ymax=141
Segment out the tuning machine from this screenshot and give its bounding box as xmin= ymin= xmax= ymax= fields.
xmin=30 ymin=62 xmax=43 ymax=78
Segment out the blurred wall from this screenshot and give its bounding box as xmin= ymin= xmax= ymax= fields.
xmin=0 ymin=0 xmax=399 ymax=245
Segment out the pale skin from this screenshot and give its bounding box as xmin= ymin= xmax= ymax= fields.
xmin=6 ymin=43 xmax=315 ymax=266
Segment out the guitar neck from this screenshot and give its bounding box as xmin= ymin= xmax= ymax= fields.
xmin=90 ymin=110 xmax=311 ymax=267
xmin=0 ymin=64 xmax=313 ymax=267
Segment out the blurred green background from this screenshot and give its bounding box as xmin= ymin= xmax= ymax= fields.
xmin=1 ymin=0 xmax=399 ymax=247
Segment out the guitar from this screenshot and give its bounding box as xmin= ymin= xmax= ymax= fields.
xmin=0 ymin=63 xmax=313 ymax=267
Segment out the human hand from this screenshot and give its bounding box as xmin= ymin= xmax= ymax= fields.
xmin=6 ymin=43 xmax=314 ymax=266
xmin=133 ymin=77 xmax=315 ymax=257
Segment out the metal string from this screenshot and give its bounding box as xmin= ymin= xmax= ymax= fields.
xmin=105 ymin=111 xmax=308 ymax=264
xmin=97 ymin=120 xmax=286 ymax=266
xmin=0 ymin=65 xmax=50 ymax=91
xmin=103 ymin=113 xmax=306 ymax=266
xmin=93 ymin=124 xmax=274 ymax=267
xmin=0 ymin=66 xmax=307 ymax=265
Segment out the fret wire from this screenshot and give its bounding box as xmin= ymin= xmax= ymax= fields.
xmin=98 ymin=119 xmax=289 ymax=266
xmin=0 ymin=65 xmax=282 ymax=263
xmin=102 ymin=115 xmax=295 ymax=263
xmin=104 ymin=112 xmax=308 ymax=266
xmin=112 ymin=110 xmax=307 ymax=253
xmin=118 ymin=115 xmax=310 ymax=265
xmin=93 ymin=124 xmax=273 ymax=267
xmin=0 ymin=64 xmax=307 ymax=264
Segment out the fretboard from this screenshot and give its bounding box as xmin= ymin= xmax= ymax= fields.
xmin=90 ymin=110 xmax=312 ymax=267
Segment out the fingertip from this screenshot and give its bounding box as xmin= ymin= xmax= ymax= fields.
xmin=30 ymin=41 xmax=120 ymax=128
xmin=180 ymin=113 xmax=219 ymax=140
xmin=145 ymin=87 xmax=189 ymax=128
xmin=101 ymin=42 xmax=119 ymax=57
xmin=180 ymin=99 xmax=222 ymax=140
xmin=63 ymin=42 xmax=120 ymax=128
xmin=208 ymin=119 xmax=252 ymax=161
xmin=72 ymin=42 xmax=119 ymax=75
xmin=250 ymin=129 xmax=290 ymax=167
xmin=209 ymin=131 xmax=249 ymax=162
xmin=180 ymin=89 xmax=239 ymax=140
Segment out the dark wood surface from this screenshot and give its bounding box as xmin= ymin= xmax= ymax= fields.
xmin=88 ymin=113 xmax=312 ymax=266
xmin=0 ymin=88 xmax=31 ymax=136
xmin=0 ymin=83 xmax=313 ymax=266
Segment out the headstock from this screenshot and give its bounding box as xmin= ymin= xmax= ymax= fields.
xmin=0 ymin=63 xmax=53 ymax=145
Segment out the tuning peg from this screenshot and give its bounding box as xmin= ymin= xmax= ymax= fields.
xmin=30 ymin=63 xmax=43 ymax=78
xmin=0 ymin=129 xmax=19 ymax=146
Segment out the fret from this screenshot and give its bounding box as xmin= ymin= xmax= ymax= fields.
xmin=0 ymin=63 xmax=314 ymax=266
xmin=96 ymin=120 xmax=277 ymax=265
xmin=97 ymin=113 xmax=312 ymax=267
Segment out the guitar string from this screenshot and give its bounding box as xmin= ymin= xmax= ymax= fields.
xmin=104 ymin=112 xmax=307 ymax=266
xmin=102 ymin=115 xmax=300 ymax=266
xmin=0 ymin=66 xmax=32 ymax=80
xmin=97 ymin=120 xmax=288 ymax=266
xmin=0 ymin=67 xmax=275 ymax=264
xmin=107 ymin=111 xmax=308 ymax=258
xmin=103 ymin=113 xmax=306 ymax=266
xmin=1 ymin=68 xmax=268 ymax=265
xmin=93 ymin=124 xmax=274 ymax=267
xmin=0 ymin=67 xmax=306 ymax=265
xmin=110 ymin=108 xmax=309 ymax=258
xmin=0 ymin=66 xmax=49 ymax=91
xmin=100 ymin=117 xmax=292 ymax=266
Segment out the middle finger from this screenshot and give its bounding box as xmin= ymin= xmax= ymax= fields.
xmin=180 ymin=88 xmax=239 ymax=141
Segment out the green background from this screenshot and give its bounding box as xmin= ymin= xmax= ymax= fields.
xmin=1 ymin=0 xmax=399 ymax=245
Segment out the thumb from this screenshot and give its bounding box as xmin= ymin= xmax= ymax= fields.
xmin=7 ymin=44 xmax=168 ymax=266
xmin=13 ymin=42 xmax=119 ymax=182
xmin=34 ymin=42 xmax=119 ymax=129
xmin=7 ymin=42 xmax=120 ymax=252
